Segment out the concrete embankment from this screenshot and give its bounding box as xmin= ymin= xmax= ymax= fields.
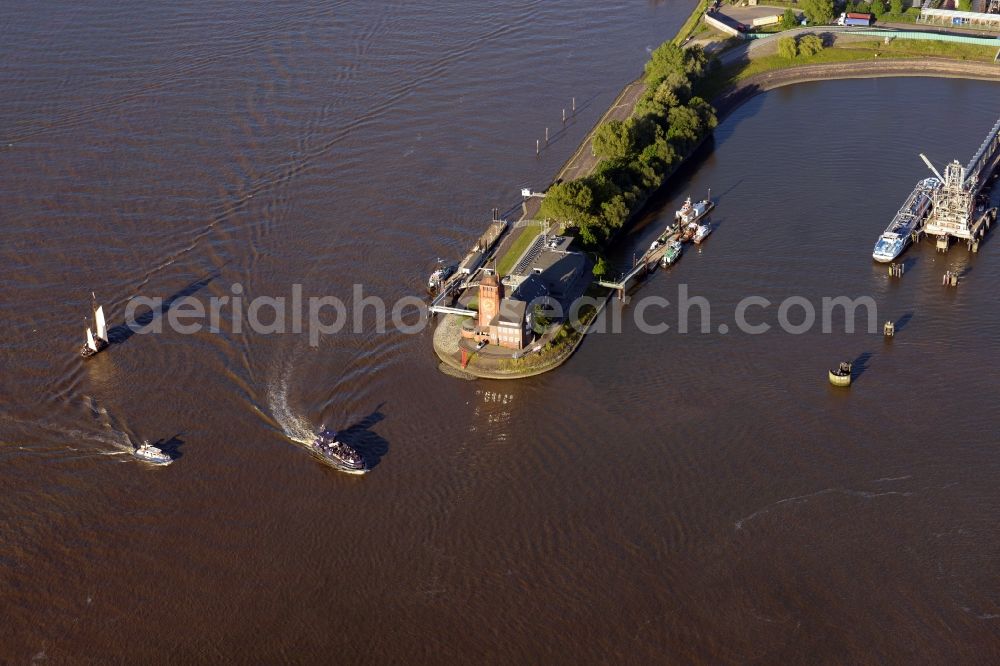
xmin=433 ymin=297 xmax=610 ymax=380
xmin=715 ymin=58 xmax=1000 ymax=122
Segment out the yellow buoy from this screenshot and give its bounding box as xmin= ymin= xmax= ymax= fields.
xmin=829 ymin=361 xmax=852 ymax=387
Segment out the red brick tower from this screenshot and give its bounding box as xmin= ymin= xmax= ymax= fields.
xmin=478 ymin=271 xmax=502 ymax=330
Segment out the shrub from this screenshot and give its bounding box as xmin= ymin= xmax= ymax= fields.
xmin=798 ymin=34 xmax=825 ymax=56
xmin=780 ymin=8 xmax=800 ymax=29
xmin=778 ymin=36 xmax=799 ymax=59
xmin=592 ymin=257 xmax=610 ymax=279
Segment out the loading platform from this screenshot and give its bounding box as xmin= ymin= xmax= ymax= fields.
xmin=914 ymin=114 xmax=1000 ymax=250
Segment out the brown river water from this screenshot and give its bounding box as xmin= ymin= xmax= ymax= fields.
xmin=3 ymin=1 xmax=1000 ymax=662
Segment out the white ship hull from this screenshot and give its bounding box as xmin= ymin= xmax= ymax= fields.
xmin=872 ymin=177 xmax=938 ymax=262
xmin=872 ymin=236 xmax=908 ymax=263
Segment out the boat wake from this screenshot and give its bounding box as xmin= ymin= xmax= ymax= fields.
xmin=267 ymin=360 xmax=314 ymax=445
xmin=735 ymin=485 xmax=915 ymax=531
xmin=0 ymin=415 xmax=134 ymax=462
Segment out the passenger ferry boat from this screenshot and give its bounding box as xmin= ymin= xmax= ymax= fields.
xmin=872 ymin=177 xmax=939 ymax=263
xmin=311 ymin=428 xmax=368 ymax=475
xmin=660 ymin=240 xmax=683 ymax=267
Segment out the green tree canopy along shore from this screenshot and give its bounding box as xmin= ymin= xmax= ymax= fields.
xmin=540 ymin=43 xmax=717 ymax=248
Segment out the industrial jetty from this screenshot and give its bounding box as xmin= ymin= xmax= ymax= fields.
xmin=875 ymin=114 xmax=1000 ymax=263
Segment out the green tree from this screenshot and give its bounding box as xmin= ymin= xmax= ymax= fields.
xmin=593 ymin=117 xmax=658 ymax=161
xmin=666 ymin=105 xmax=704 ymax=151
xmin=800 ymin=0 xmax=835 ymax=24
xmin=577 ymin=218 xmax=605 ymax=246
xmin=798 ymin=34 xmax=825 ymax=56
xmin=958 ymin=0 xmax=971 ymax=9
xmin=644 ymin=42 xmax=687 ymax=86
xmin=539 ymin=180 xmax=596 ymax=226
xmin=592 ymin=257 xmax=610 ymax=279
xmin=777 ymin=36 xmax=799 ymax=59
xmin=644 ymin=42 xmax=708 ymax=89
xmin=636 ymin=89 xmax=677 ymax=118
xmin=780 ymin=8 xmax=800 ymax=29
xmin=593 ymin=120 xmax=634 ymax=161
xmin=600 ymin=195 xmax=631 ymax=230
xmin=889 ymin=0 xmax=903 ymax=14
xmin=870 ymin=0 xmax=886 ymax=17
xmin=532 ymin=303 xmax=552 ymax=330
xmin=662 ymin=71 xmax=693 ymax=104
xmin=687 ymin=96 xmax=718 ymax=132
xmin=681 ymin=45 xmax=709 ymax=79
xmin=639 ymin=137 xmax=678 ymax=174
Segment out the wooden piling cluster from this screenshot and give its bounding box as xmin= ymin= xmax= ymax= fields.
xmin=536 ymin=98 xmax=578 ymax=155
xmin=888 ymin=262 xmax=904 ymax=278
xmin=942 ymin=270 xmax=959 ymax=287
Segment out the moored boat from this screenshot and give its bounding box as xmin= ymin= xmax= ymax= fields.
xmin=872 ymin=177 xmax=939 ymax=262
xmin=675 ymin=195 xmax=715 ymax=226
xmin=428 ymin=262 xmax=456 ymax=291
xmin=311 ymin=428 xmax=368 ymax=474
xmin=660 ymin=240 xmax=683 ymax=267
xmin=693 ymin=223 xmax=712 ymax=244
xmin=680 ymin=222 xmax=698 ymax=243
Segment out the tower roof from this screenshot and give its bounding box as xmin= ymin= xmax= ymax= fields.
xmin=480 ymin=270 xmax=499 ymax=288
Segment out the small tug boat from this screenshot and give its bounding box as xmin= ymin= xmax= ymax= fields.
xmin=674 ymin=194 xmax=715 ymax=227
xmin=680 ymin=222 xmax=698 ymax=243
xmin=693 ymin=223 xmax=712 ymax=244
xmin=828 ymin=361 xmax=853 ymax=387
xmin=428 ymin=262 xmax=456 ymax=292
xmin=311 ymin=428 xmax=368 ymax=475
xmin=133 ymin=440 xmax=172 ymax=465
xmin=660 ymin=240 xmax=683 ymax=267
xmin=80 ymin=293 xmax=110 ymax=358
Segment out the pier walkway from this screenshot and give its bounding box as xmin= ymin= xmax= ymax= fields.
xmin=597 ymin=225 xmax=683 ymax=295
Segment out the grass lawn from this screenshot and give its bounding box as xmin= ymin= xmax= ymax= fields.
xmin=698 ymin=38 xmax=998 ymax=101
xmin=743 ymin=40 xmax=998 ymax=78
xmin=496 ymin=222 xmax=544 ymax=276
xmin=673 ymin=0 xmax=710 ymax=45
xmin=880 ymin=9 xmax=921 ymax=23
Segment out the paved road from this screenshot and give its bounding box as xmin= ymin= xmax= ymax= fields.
xmin=512 ymin=76 xmax=647 ymax=224
xmin=553 ymin=79 xmax=647 ymax=184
